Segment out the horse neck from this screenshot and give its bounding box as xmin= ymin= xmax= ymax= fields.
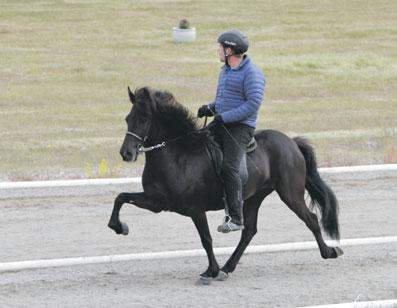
xmin=143 ymin=121 xmax=180 ymax=177
xmin=148 ymin=116 xmax=193 ymax=145
xmin=142 ymin=119 xmax=180 ymax=163
xmin=143 ymin=117 xmax=199 ymax=167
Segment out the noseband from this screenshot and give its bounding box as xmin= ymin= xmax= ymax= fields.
xmin=126 ymin=131 xmax=145 ymax=142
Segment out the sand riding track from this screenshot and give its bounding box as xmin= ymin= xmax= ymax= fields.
xmin=0 ymin=167 xmax=396 ymax=307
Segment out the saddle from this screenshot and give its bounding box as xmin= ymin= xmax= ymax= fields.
xmin=204 ymin=130 xmax=257 ymax=185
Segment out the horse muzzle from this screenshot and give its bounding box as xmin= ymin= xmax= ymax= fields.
xmin=120 ymin=150 xmax=138 ymax=162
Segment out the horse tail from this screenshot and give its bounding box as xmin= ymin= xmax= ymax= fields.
xmin=293 ymin=137 xmax=340 ymax=240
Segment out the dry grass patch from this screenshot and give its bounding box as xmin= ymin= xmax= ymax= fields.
xmin=0 ymin=0 xmax=396 ymax=180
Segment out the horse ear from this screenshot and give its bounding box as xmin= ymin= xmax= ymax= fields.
xmin=127 ymin=86 xmax=135 ymax=104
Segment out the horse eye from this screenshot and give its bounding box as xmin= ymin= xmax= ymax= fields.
xmin=137 ymin=116 xmax=146 ymax=124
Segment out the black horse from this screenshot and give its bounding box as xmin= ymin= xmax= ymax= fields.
xmin=108 ymin=86 xmax=343 ymax=281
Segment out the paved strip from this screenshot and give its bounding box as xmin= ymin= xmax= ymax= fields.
xmin=299 ymin=299 xmax=397 ymax=308
xmin=1 ymin=164 xmax=396 ymax=189
xmin=1 ymin=236 xmax=396 ymax=273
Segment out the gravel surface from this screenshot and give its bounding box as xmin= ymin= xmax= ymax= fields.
xmin=0 ymin=170 xmax=396 ymax=307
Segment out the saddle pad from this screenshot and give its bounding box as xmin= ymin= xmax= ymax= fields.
xmin=204 ymin=135 xmax=253 ymax=184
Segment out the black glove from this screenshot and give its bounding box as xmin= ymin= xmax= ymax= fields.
xmin=197 ymin=105 xmax=214 ymax=118
xmin=214 ymin=114 xmax=223 ymax=124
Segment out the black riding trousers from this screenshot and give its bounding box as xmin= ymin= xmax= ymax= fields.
xmin=213 ymin=122 xmax=254 ymax=225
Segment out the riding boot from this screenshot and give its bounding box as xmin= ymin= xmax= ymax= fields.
xmin=217 ymin=179 xmax=244 ymax=233
xmin=225 ymin=184 xmax=244 ymax=225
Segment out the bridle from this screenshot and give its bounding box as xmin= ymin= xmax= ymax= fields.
xmin=125 ymin=116 xmax=164 ymax=154
xmin=126 ymin=129 xmax=166 ymax=154
xmin=125 ymin=115 xmax=210 ymax=155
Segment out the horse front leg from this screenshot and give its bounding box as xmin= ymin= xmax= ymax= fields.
xmin=191 ymin=212 xmax=219 ymax=280
xmin=108 ymin=192 xmax=163 ymax=235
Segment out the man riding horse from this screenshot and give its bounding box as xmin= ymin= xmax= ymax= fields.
xmin=197 ymin=29 xmax=266 ymax=233
xmin=109 ymin=30 xmax=342 ymax=281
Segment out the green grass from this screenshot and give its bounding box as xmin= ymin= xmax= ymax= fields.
xmin=0 ymin=0 xmax=396 ymax=180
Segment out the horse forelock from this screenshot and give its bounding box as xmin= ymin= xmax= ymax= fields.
xmin=134 ymin=87 xmax=155 ymax=115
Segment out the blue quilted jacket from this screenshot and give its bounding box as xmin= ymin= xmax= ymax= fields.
xmin=208 ymin=55 xmax=265 ymax=128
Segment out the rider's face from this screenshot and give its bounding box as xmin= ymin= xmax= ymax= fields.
xmin=218 ymin=44 xmax=232 ymax=63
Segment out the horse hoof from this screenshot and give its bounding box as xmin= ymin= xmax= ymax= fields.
xmin=121 ymin=222 xmax=129 ymax=236
xmin=334 ymin=247 xmax=344 ymax=257
xmin=107 ymin=221 xmax=120 ymax=234
xmin=215 ymin=270 xmax=229 ymax=281
xmin=196 ymin=275 xmax=212 ymax=286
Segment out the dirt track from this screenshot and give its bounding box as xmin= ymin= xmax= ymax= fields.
xmin=0 ymin=170 xmax=396 ymax=307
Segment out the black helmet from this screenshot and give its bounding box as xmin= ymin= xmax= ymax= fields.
xmin=217 ymin=29 xmax=249 ymax=55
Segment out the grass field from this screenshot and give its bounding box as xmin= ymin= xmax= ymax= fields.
xmin=0 ymin=0 xmax=396 ymax=180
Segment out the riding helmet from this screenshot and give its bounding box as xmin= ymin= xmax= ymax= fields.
xmin=217 ymin=29 xmax=249 ymax=55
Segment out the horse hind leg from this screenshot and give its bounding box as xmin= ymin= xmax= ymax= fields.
xmin=218 ymin=189 xmax=272 ymax=280
xmin=277 ymin=183 xmax=341 ymax=259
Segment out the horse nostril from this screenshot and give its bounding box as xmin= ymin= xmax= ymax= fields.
xmin=122 ymin=151 xmax=133 ymax=161
xmin=120 ymin=149 xmax=135 ymax=161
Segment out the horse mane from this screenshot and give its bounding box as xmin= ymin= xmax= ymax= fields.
xmin=135 ymin=87 xmax=205 ymax=149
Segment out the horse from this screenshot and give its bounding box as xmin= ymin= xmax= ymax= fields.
xmin=108 ymin=86 xmax=343 ymax=281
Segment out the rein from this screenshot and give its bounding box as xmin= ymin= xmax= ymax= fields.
xmin=126 ymin=114 xmax=261 ymax=175
xmin=125 ymin=131 xmax=166 ymax=153
xmin=126 ymin=116 xmax=209 ymax=154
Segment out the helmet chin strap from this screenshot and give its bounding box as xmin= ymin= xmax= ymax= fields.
xmin=223 ymin=46 xmax=231 ymax=66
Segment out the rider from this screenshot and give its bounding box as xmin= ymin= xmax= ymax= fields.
xmin=197 ymin=29 xmax=266 ymax=233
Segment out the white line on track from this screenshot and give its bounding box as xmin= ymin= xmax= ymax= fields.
xmin=0 ymin=164 xmax=396 ymax=189
xmin=1 ymin=236 xmax=396 ymax=273
xmin=319 ymin=164 xmax=397 ymax=174
xmin=298 ymin=299 xmax=397 ymax=307
xmin=0 ymin=177 xmax=141 ymax=189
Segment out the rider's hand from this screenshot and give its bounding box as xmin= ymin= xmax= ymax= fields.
xmin=197 ymin=105 xmax=213 ymax=118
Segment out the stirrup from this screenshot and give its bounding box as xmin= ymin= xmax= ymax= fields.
xmin=217 ymin=216 xmax=244 ymax=233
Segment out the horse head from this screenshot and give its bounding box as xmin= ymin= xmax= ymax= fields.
xmin=120 ymin=86 xmax=199 ymax=162
xmin=120 ymin=86 xmax=155 ymax=162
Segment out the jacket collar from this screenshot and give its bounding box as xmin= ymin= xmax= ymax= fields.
xmin=224 ymin=55 xmax=250 ymax=71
